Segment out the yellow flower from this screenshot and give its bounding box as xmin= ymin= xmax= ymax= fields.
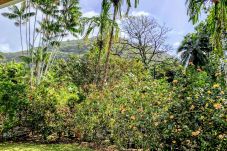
xmin=200 ymin=116 xmax=205 ymax=120
xmin=220 ymin=91 xmax=225 ymax=95
xmin=173 ymin=80 xmax=178 ymax=84
xmin=130 ymin=115 xmax=136 ymax=120
xmin=154 ymin=122 xmax=159 ymax=127
xmin=190 ymin=105 xmax=195 ymax=110
xmin=207 ymin=90 xmax=212 ymax=95
xmin=213 ymin=84 xmax=220 ymax=89
xmin=215 ymin=72 xmax=221 ymax=77
xmin=186 ymin=140 xmax=191 ymax=144
xmin=218 ymin=134 xmax=224 ymax=140
xmin=177 ymin=128 xmax=182 ymax=132
xmin=172 ymin=140 xmax=176 ymax=144
xmin=213 ymin=103 xmax=222 ymax=110
xmin=137 ymin=108 xmax=144 ymax=113
xmin=120 ymin=106 xmax=126 ymax=113
xmin=216 ymin=96 xmax=221 ymax=99
xmin=191 ymin=130 xmax=201 ymax=137
xmin=170 ymin=115 xmax=174 ymax=119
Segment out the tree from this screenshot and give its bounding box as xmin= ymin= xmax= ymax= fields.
xmin=186 ymin=0 xmax=227 ymax=56
xmin=82 ymin=0 xmax=116 ymax=84
xmin=121 ymin=16 xmax=171 ymax=68
xmin=102 ymin=0 xmax=139 ymax=84
xmin=177 ymin=23 xmax=212 ymax=67
xmin=19 ymin=0 xmax=82 ymax=86
xmin=2 ymin=2 xmax=35 ymax=54
xmin=35 ymin=0 xmax=81 ymax=85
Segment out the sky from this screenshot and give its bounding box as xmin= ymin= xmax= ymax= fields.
xmin=0 ymin=0 xmax=197 ymax=53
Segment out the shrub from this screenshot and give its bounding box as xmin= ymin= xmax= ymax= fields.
xmin=0 ymin=63 xmax=29 ymax=137
xmin=157 ymin=66 xmax=227 ymax=150
xmin=26 ymin=76 xmax=82 ymax=141
xmin=74 ymin=72 xmax=173 ymax=149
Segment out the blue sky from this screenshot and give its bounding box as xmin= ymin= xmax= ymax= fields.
xmin=0 ymin=0 xmax=196 ymax=53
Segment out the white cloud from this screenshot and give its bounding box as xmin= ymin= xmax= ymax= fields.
xmin=131 ymin=11 xmax=150 ymax=17
xmin=0 ymin=43 xmax=11 ymax=52
xmin=83 ymin=11 xmax=99 ymax=18
xmin=169 ymin=30 xmax=185 ymax=36
xmin=173 ymin=42 xmax=180 ymax=48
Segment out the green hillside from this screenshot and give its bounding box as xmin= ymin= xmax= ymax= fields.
xmin=0 ymin=39 xmax=91 ymax=62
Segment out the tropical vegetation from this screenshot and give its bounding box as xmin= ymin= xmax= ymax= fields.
xmin=0 ymin=0 xmax=226 ymax=150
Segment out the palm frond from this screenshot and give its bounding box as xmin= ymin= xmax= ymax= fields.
xmin=1 ymin=12 xmax=18 ymax=19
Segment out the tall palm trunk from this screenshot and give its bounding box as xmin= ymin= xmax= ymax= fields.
xmin=19 ymin=18 xmax=24 ymax=55
xmin=102 ymin=7 xmax=117 ymax=85
xmin=94 ymin=38 xmax=103 ymax=85
xmin=30 ymin=8 xmax=38 ymax=88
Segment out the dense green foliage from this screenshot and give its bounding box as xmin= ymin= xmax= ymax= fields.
xmin=0 ymin=0 xmax=226 ymax=150
xmin=0 ymin=54 xmax=226 ymax=150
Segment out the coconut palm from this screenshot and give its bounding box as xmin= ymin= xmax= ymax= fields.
xmin=102 ymin=0 xmax=139 ymax=84
xmin=178 ymin=34 xmax=203 ymax=67
xmin=186 ymin=0 xmax=227 ymax=55
xmin=2 ymin=2 xmax=35 ymax=54
xmin=82 ymin=0 xmax=120 ymax=84
xmin=178 ymin=32 xmax=212 ymax=67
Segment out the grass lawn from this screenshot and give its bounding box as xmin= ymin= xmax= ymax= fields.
xmin=0 ymin=143 xmax=93 ymax=151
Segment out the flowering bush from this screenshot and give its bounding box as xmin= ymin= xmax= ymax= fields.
xmin=157 ymin=66 xmax=227 ymax=150
xmin=74 ymin=72 xmax=173 ymax=149
xmin=73 ymin=63 xmax=227 ymax=150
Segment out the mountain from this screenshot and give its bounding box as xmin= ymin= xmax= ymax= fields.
xmin=0 ymin=39 xmax=91 ymax=62
xmin=0 ymin=38 xmax=175 ymax=62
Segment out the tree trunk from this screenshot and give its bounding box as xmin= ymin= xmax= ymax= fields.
xmin=93 ymin=39 xmax=103 ymax=85
xmin=19 ymin=19 xmax=24 ymax=55
xmin=102 ymin=7 xmax=117 ymax=86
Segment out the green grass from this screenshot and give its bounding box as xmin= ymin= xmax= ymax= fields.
xmin=0 ymin=143 xmax=93 ymax=151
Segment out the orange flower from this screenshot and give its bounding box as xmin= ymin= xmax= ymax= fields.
xmin=213 ymin=103 xmax=222 ymax=110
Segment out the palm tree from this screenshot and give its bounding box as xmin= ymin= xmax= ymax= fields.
xmin=102 ymin=0 xmax=139 ymax=84
xmin=178 ymin=33 xmax=212 ymax=67
xmin=2 ymin=2 xmax=35 ymax=54
xmin=82 ymin=0 xmax=120 ymax=84
xmin=186 ymin=0 xmax=226 ymax=56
